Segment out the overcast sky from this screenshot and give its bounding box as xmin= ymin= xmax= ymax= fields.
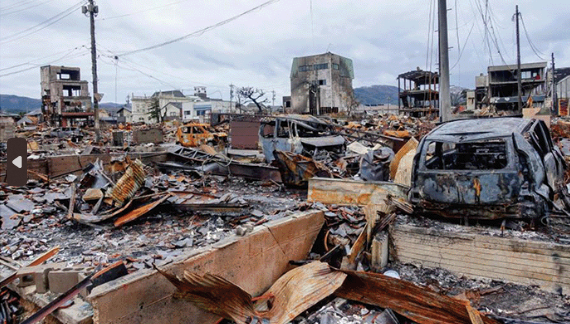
xmin=0 ymin=0 xmax=568 ymax=104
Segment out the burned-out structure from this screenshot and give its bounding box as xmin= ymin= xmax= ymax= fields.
xmin=40 ymin=65 xmax=92 ymax=126
xmin=397 ymin=69 xmax=439 ymax=116
xmin=488 ymin=62 xmax=547 ymax=110
xmin=290 ymin=52 xmax=355 ymax=115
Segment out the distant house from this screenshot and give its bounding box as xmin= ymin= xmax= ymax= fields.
xmin=131 ymin=90 xmax=200 ymax=124
xmin=17 ymin=116 xmax=38 ymax=126
xmin=162 ymin=102 xmax=182 ymax=121
xmin=182 ymin=100 xmax=232 ymax=121
xmin=116 ymin=107 xmax=132 ymax=123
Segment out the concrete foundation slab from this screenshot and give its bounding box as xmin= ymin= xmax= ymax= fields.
xmin=390 ymin=223 xmax=570 ymax=295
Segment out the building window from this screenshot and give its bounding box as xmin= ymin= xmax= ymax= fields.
xmin=332 ymin=63 xmax=339 ymax=70
xmin=169 ymin=112 xmax=177 ymax=116
xmin=139 ymin=117 xmax=144 ymax=121
xmin=184 ymin=111 xmax=191 ymax=115
xmin=299 ymin=65 xmax=310 ymax=72
xmin=319 ymin=79 xmax=326 ymax=85
xmin=315 ymin=63 xmax=328 ymax=70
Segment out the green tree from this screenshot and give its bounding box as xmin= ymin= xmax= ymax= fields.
xmin=147 ymin=97 xmax=161 ymax=123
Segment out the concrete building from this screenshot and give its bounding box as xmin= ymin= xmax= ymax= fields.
xmin=131 ymin=90 xmax=200 ymax=124
xmin=290 ymin=52 xmax=355 ymax=115
xmin=182 ymin=99 xmax=232 ymax=122
xmin=40 ymin=65 xmax=92 ymax=126
xmin=397 ymin=69 xmax=439 ymax=116
xmin=488 ymin=62 xmax=547 ymax=110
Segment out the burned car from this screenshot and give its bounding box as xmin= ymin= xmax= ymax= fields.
xmin=409 ymin=117 xmax=566 ymax=220
xmin=259 ymin=115 xmax=345 ymax=162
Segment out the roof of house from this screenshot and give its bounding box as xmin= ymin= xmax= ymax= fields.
xmin=166 ymin=102 xmax=182 ymax=110
xmin=151 ymin=90 xmax=185 ymax=98
xmin=555 ymin=67 xmax=570 ymax=83
xmin=117 ymin=107 xmax=132 ymax=113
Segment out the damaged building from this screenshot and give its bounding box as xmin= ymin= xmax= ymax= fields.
xmin=40 ymin=65 xmax=93 ymax=126
xmin=488 ymin=62 xmax=547 ymax=110
xmin=290 ymin=52 xmax=355 ymax=115
xmin=397 ymin=68 xmax=439 ymax=116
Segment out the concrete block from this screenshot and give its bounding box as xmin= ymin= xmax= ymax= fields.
xmin=30 ymin=262 xmax=67 ymax=293
xmin=48 ymin=267 xmax=94 ymax=294
xmin=371 ymin=231 xmax=389 ymax=271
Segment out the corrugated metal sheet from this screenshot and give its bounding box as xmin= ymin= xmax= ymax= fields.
xmin=157 ymin=261 xmax=346 ymax=324
xmin=107 ymin=159 xmax=146 ymax=206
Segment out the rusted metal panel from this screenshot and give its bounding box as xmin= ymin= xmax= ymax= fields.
xmin=114 ymin=193 xmax=170 ymax=227
xmin=107 ymin=159 xmax=146 ymax=206
xmin=308 ymin=178 xmax=408 ymax=206
xmin=335 ymin=270 xmax=500 ymax=324
xmin=273 ymin=150 xmax=332 ymax=187
xmin=157 ymin=261 xmax=346 ymax=324
xmin=230 ymin=120 xmax=260 ymax=149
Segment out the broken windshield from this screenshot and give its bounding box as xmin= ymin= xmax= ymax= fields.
xmin=424 ymin=139 xmax=509 ymax=170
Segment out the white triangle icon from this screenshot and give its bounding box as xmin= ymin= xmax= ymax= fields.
xmin=12 ymin=156 xmax=22 ymax=169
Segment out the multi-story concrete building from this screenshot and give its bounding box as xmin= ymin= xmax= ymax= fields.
xmin=290 ymin=52 xmax=355 ymax=115
xmin=40 ymin=65 xmax=92 ymax=126
xmin=488 ymin=62 xmax=547 ymax=110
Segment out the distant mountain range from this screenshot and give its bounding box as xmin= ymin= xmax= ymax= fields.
xmin=354 ymin=84 xmax=469 ymax=106
xmin=354 ymin=85 xmax=400 ymax=105
xmin=0 ymin=94 xmax=123 ymax=114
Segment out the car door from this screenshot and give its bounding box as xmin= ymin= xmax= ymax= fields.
xmin=532 ymin=122 xmax=562 ymax=192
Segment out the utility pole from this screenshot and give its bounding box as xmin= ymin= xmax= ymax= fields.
xmin=438 ymin=0 xmax=451 ymax=122
xmin=515 ymin=5 xmax=522 ymax=114
xmin=83 ymin=0 xmax=100 ymax=142
xmin=272 ymin=90 xmax=276 ymax=107
xmin=229 ymin=84 xmax=234 ymax=113
xmin=552 ymin=53 xmax=557 ymax=114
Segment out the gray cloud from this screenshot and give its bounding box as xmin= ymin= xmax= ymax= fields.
xmin=0 ymin=0 xmax=568 ymax=105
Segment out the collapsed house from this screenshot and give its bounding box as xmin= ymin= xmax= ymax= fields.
xmin=0 ymin=113 xmax=569 ymax=324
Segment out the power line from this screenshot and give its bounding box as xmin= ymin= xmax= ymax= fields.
xmin=0 ymin=0 xmax=54 ymax=17
xmin=0 ymin=48 xmax=90 ymax=77
xmin=0 ymin=0 xmax=41 ymax=12
xmin=520 ymin=14 xmax=546 ymax=61
xmin=97 ymin=0 xmax=192 ymax=21
xmin=0 ymin=45 xmax=87 ymax=72
xmin=117 ymin=0 xmax=280 ymax=57
xmin=451 ymin=23 xmax=475 ymax=71
xmin=0 ymin=0 xmax=86 ymax=44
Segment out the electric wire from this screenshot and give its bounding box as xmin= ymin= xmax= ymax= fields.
xmin=117 ymin=0 xmax=280 ymax=57
xmin=0 ymin=45 xmax=87 ymax=72
xmin=97 ymin=0 xmax=192 ymax=21
xmin=0 ymin=0 xmax=86 ymax=44
xmin=520 ymin=14 xmax=546 ymax=61
xmin=0 ymin=0 xmax=54 ymax=17
xmin=0 ymin=47 xmax=90 ymax=77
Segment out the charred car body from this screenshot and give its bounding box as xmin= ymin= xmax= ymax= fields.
xmin=409 ymin=118 xmax=566 ymax=219
xmin=176 ymin=123 xmax=227 ymax=147
xmin=259 ymin=115 xmax=345 ymax=163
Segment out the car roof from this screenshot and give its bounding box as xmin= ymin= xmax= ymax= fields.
xmin=428 ymin=117 xmax=534 ymax=140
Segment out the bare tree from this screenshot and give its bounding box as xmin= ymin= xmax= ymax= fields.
xmin=237 ymin=87 xmax=268 ymax=113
